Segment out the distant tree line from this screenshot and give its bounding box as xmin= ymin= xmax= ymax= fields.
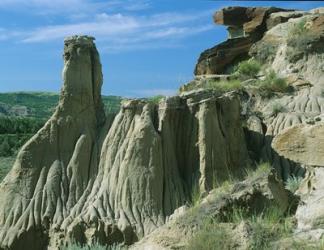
xmin=0 ymin=134 xmax=33 ymax=157
xmin=0 ymin=117 xmax=45 ymax=134
xmin=0 ymin=117 xmax=45 ymax=157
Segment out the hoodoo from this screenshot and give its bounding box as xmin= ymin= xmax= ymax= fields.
xmin=0 ymin=36 xmax=249 ymax=249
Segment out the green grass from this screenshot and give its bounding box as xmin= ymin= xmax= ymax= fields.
xmin=186 ymin=221 xmax=232 ymax=250
xmin=245 ymin=162 xmax=272 ymax=180
xmin=285 ymin=176 xmax=303 ymax=193
xmin=186 ymin=163 xmax=300 ymax=250
xmin=0 ymin=156 xmax=15 ymax=181
xmin=187 ymin=204 xmax=294 ymax=250
xmin=62 ymin=243 xmax=127 ymax=250
xmin=205 ymin=79 xmax=243 ymax=92
xmin=260 ymin=70 xmax=288 ymax=94
xmin=269 ymin=102 xmax=286 ymax=117
xmin=286 ymin=18 xmax=319 ymax=62
xmin=234 ymin=59 xmax=261 ymax=80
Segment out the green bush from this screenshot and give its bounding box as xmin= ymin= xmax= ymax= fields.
xmin=269 ymin=102 xmax=286 ymax=117
xmin=206 ymin=79 xmax=243 ymax=92
xmin=186 ymin=219 xmax=232 ymax=250
xmin=258 ymin=70 xmax=288 ymax=95
xmin=249 ymin=205 xmax=293 ymax=250
xmin=235 ymin=59 xmax=261 ymax=79
xmin=186 ymin=204 xmax=294 ymax=250
xmin=0 ymin=134 xmax=34 ymax=157
xmin=285 ymin=176 xmax=303 ymax=193
xmin=287 ymin=18 xmax=319 ymax=62
xmin=245 ymin=162 xmax=272 ymax=180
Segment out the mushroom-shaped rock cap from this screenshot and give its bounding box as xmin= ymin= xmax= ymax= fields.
xmin=214 ymin=6 xmax=291 ymax=34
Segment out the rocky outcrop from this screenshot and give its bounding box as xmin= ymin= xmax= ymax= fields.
xmin=214 ymin=6 xmax=289 ymax=36
xmin=272 ymin=124 xmax=324 ymax=167
xmin=132 ymin=168 xmax=294 ymax=250
xmin=0 ymin=36 xmax=250 ymax=249
xmin=195 ymin=7 xmax=291 ymax=75
xmin=272 ymin=124 xmax=324 ymax=234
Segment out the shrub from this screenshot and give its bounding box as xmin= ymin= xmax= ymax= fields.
xmin=186 ymin=219 xmax=233 ymax=250
xmin=285 ymin=176 xmax=303 ymax=193
xmin=245 ymin=162 xmax=272 ymax=180
xmin=270 ymin=102 xmax=286 ymax=116
xmin=287 ymin=18 xmax=319 ymax=62
xmin=186 ymin=204 xmax=294 ymax=250
xmin=235 ymin=59 xmax=261 ymax=79
xmin=250 ymin=42 xmax=277 ymax=64
xmin=206 ymin=79 xmax=242 ymax=92
xmin=270 ymin=102 xmax=286 ymax=117
xmin=259 ymin=70 xmax=288 ymax=95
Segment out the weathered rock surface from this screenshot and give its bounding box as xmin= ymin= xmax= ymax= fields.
xmin=195 ymin=7 xmax=291 ymax=75
xmin=132 ymin=168 xmax=293 ymax=250
xmin=0 ymin=35 xmax=105 ymax=250
xmin=272 ymin=124 xmax=324 ymax=167
xmin=214 ymin=6 xmax=289 ymax=35
xmin=272 ymin=124 xmax=324 ymax=233
xmin=0 ymin=37 xmax=250 ymax=249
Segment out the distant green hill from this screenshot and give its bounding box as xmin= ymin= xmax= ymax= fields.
xmin=0 ymin=92 xmax=122 ymax=118
xmin=0 ymin=92 xmax=122 ymax=177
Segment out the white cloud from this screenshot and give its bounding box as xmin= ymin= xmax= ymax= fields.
xmin=17 ymin=10 xmax=213 ymax=52
xmin=0 ymin=3 xmax=213 ymax=53
xmin=22 ymin=14 xmax=139 ymax=43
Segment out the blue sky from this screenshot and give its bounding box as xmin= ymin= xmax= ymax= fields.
xmin=0 ymin=0 xmax=323 ymax=97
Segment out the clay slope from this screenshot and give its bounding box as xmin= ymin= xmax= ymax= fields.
xmin=0 ymin=36 xmax=250 ymax=249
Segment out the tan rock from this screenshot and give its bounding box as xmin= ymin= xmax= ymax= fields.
xmin=272 ymin=123 xmax=324 ymax=167
xmin=0 ymin=36 xmax=250 ymax=249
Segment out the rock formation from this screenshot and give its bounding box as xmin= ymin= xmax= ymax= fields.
xmin=0 ymin=36 xmax=250 ymax=249
xmin=132 ymin=167 xmax=294 ymax=249
xmin=193 ymin=5 xmax=324 ymax=247
xmin=0 ymin=5 xmax=323 ymax=250
xmin=273 ymin=124 xmax=324 ymax=236
xmin=195 ymin=6 xmax=290 ymax=75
